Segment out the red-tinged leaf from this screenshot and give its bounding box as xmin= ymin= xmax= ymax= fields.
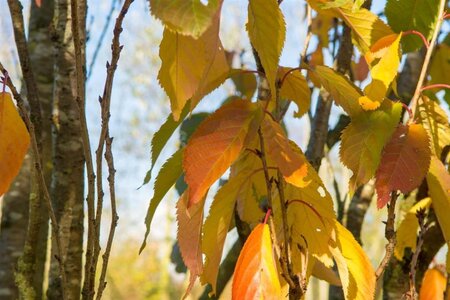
xmin=176 ymin=192 xmax=205 ymax=299
xmin=232 ymin=223 xmax=282 ymax=299
xmin=352 ymin=56 xmax=369 ymax=82
xmin=375 ymin=123 xmax=431 ymax=208
xmin=262 ymin=116 xmax=309 ymax=188
xmin=0 ymin=92 xmax=30 ymax=196
xmin=35 ymin=0 xmax=42 ymax=7
xmin=183 ymin=100 xmax=262 ymax=207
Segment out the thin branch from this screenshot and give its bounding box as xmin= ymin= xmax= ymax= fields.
xmin=87 ymin=0 xmax=118 ymax=79
xmin=375 ymin=193 xmax=398 ymax=280
xmin=409 ymin=1 xmax=447 ymax=119
xmin=300 ymin=4 xmax=312 ymax=62
xmin=0 ymin=63 xmax=67 ymax=298
xmin=406 ymin=209 xmax=428 ymax=299
xmin=94 ymin=1 xmax=134 ymax=298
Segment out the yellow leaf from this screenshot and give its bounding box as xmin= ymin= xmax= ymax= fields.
xmin=329 ymin=221 xmax=376 ymax=300
xmin=362 ymin=34 xmax=402 ymax=110
xmin=176 ymin=192 xmax=205 ymax=299
xmin=419 ymin=268 xmax=447 ymax=300
xmin=394 ymin=197 xmax=432 ymax=259
xmin=278 ymin=67 xmax=311 ymax=118
xmin=247 ymin=0 xmax=286 ymax=98
xmin=183 ymin=100 xmax=262 ymax=207
xmin=427 ymin=157 xmax=450 ymax=243
xmin=416 ymin=96 xmax=450 ymax=157
xmin=158 ymin=14 xmax=229 ymax=121
xmin=262 ymin=117 xmax=310 ymax=188
xmin=0 ymin=92 xmax=30 ymax=196
xmin=232 ymin=223 xmax=282 ymax=299
xmin=312 ymin=65 xmax=364 ymax=117
xmin=429 ymin=44 xmax=450 ymax=89
xmin=150 ymin=0 xmax=222 ymax=38
xmin=312 ymin=258 xmax=341 ymax=286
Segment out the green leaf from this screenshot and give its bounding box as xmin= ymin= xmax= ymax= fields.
xmin=386 ymin=0 xmax=441 ymax=52
xmin=312 ymin=66 xmax=364 ymax=117
xmin=149 ymin=0 xmax=222 ymax=38
xmin=201 ymin=170 xmax=252 ymax=295
xmin=340 ymin=101 xmax=402 ymax=194
xmin=140 ymin=149 xmax=183 ymax=253
xmin=247 ymin=0 xmax=286 ymax=98
xmin=278 ymin=67 xmax=311 ymax=118
xmin=142 ymin=105 xmax=189 ymax=186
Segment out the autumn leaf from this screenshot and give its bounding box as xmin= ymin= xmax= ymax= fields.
xmin=360 ymin=34 xmax=402 ymax=110
xmin=247 ymin=0 xmax=286 ymax=98
xmin=230 ymin=70 xmax=257 ymax=100
xmin=416 ymin=96 xmax=450 ymax=157
xmin=183 ymin=99 xmax=262 ymax=207
xmin=262 ymin=116 xmax=309 ymax=188
xmin=176 ymin=192 xmax=205 ymax=299
xmin=0 ymin=92 xmax=30 ymax=196
xmin=140 ymin=149 xmax=183 ymax=253
xmin=386 ymin=0 xmax=441 ymax=52
xmin=35 ymin=0 xmax=42 ymax=7
xmin=340 ymin=100 xmax=402 ymax=194
xmin=149 ymin=0 xmax=222 ymax=38
xmin=201 ymin=170 xmax=253 ymax=295
xmin=394 ymin=197 xmax=432 ymax=259
xmin=311 ymin=65 xmax=363 ymax=117
xmin=278 ymin=67 xmax=311 ymax=118
xmin=158 ymin=13 xmax=229 ymax=120
xmin=232 ymin=223 xmax=282 ymax=299
xmin=427 ymin=157 xmax=450 ymax=243
xmin=352 ymin=56 xmax=369 ymax=82
xmin=375 ymin=123 xmax=431 ymax=208
xmin=428 ymin=44 xmax=450 ymax=103
xmin=329 ymin=221 xmax=376 ymax=300
xmin=308 ymin=45 xmax=325 ymax=87
xmin=419 ymin=268 xmax=447 ymax=300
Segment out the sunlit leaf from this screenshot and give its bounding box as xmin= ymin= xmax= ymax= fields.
xmin=201 ymin=170 xmax=252 ymax=295
xmin=232 ymin=223 xmax=282 ymax=299
xmin=329 ymin=221 xmax=376 ymax=300
xmin=158 ymin=13 xmax=229 ymax=120
xmin=419 ymin=268 xmax=447 ymax=300
xmin=340 ymin=101 xmax=402 ymax=194
xmin=149 ymin=0 xmax=222 ymax=38
xmin=262 ymin=116 xmax=309 ymax=188
xmin=0 ymin=92 xmax=30 ymax=196
xmin=176 ymin=192 xmax=205 ymax=298
xmin=247 ymin=0 xmax=286 ymax=98
xmin=386 ymin=0 xmax=441 ymax=52
xmin=416 ymin=96 xmax=450 ymax=157
xmin=312 ymin=258 xmax=341 ymax=286
xmin=140 ymin=149 xmax=183 ymax=253
xmin=183 ymin=100 xmax=262 ymax=207
xmin=375 ymin=123 xmax=431 ymax=208
xmin=278 ymin=67 xmax=311 ymax=118
xmin=427 ymin=157 xmax=450 ymax=243
xmin=312 ymin=65 xmax=364 ymax=117
xmin=394 ymin=197 xmax=432 ymax=259
xmin=429 ymin=44 xmax=450 ymax=103
xmin=360 ymin=34 xmax=402 ymax=110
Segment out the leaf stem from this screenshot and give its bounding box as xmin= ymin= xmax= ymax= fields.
xmin=408 ymin=0 xmax=447 ymax=121
xmin=402 ymin=30 xmax=429 ymax=49
xmin=420 ymin=83 xmax=450 ymax=91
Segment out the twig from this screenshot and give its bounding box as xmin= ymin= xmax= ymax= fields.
xmin=0 ymin=63 xmax=67 ymax=298
xmin=420 ymin=83 xmax=450 ymax=91
xmin=409 ymin=0 xmax=447 ymax=120
xmin=406 ymin=209 xmax=428 ymax=299
xmin=69 ymin=0 xmax=97 ymax=298
xmin=375 ymin=193 xmax=398 ymax=280
xmin=94 ymin=1 xmax=134 ymax=298
xmin=87 ymin=0 xmax=118 ymax=79
xmin=300 ymin=4 xmax=312 ymax=62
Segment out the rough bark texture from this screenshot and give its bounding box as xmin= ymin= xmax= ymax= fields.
xmin=47 ymin=0 xmax=85 ymax=299
xmin=0 ymin=1 xmax=54 ymax=298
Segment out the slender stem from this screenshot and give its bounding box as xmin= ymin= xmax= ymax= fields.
xmin=409 ymin=0 xmax=447 ymax=120
xmin=0 ymin=64 xmax=67 ymax=298
xmin=407 ymin=209 xmax=427 ymax=299
xmin=420 ymin=83 xmax=450 ymax=91
xmin=402 ymin=30 xmax=429 ymax=49
xmin=375 ymin=193 xmax=398 ymax=280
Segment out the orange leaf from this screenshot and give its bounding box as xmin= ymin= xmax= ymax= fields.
xmin=232 ymin=223 xmax=282 ymax=299
xmin=35 ymin=0 xmax=42 ymax=7
xmin=375 ymin=123 xmax=431 ymax=208
xmin=0 ymin=92 xmax=30 ymax=196
xmin=183 ymin=100 xmax=262 ymax=207
xmin=419 ymin=268 xmax=446 ymax=300
xmin=262 ymin=116 xmax=309 ymax=188
xmin=176 ymin=192 xmax=205 ymax=299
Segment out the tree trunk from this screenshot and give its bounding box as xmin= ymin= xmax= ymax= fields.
xmin=47 ymin=0 xmax=85 ymax=299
